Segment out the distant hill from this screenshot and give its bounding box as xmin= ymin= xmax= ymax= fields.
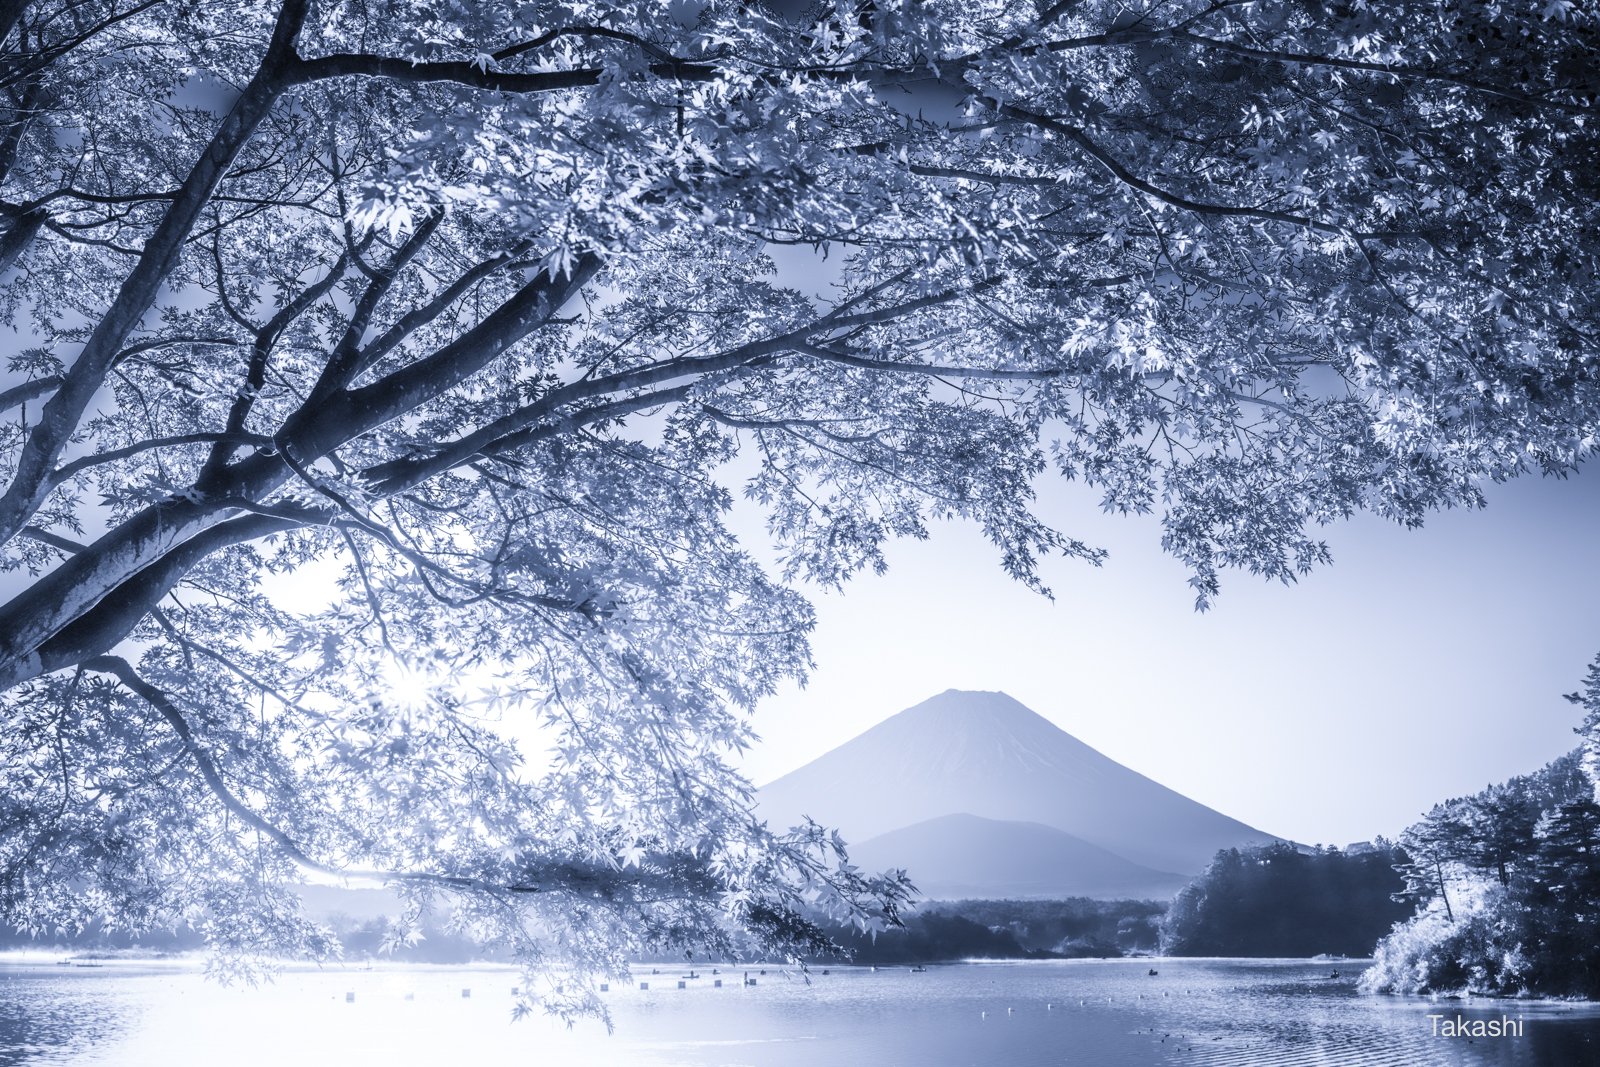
xmin=759 ymin=689 xmax=1278 ymax=877
xmin=848 ymin=814 xmax=1190 ymax=900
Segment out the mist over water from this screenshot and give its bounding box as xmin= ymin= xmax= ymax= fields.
xmin=4 ymin=959 xmax=1596 ymax=1066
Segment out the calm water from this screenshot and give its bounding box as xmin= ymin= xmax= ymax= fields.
xmin=2 ymin=957 xmax=1598 ymax=1066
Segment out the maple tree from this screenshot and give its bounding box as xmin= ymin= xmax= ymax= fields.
xmin=0 ymin=0 xmax=1596 ymax=1016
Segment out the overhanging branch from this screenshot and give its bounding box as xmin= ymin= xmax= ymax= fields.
xmin=79 ymin=654 xmax=733 ymax=905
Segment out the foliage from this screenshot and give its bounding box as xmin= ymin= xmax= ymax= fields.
xmin=829 ymin=910 xmax=1035 ymax=964
xmin=1161 ymin=841 xmax=1412 ymax=957
xmin=932 ymin=897 xmax=1164 ymax=956
xmin=1 ymin=0 xmax=1598 ymax=1019
xmin=833 ymin=897 xmax=1164 ymax=962
xmin=1365 ymin=662 xmax=1600 ymax=997
xmin=1364 ymin=804 xmax=1600 ymax=998
xmin=0 ymin=908 xmax=485 ymax=964
xmin=1360 ymin=884 xmax=1523 ymax=996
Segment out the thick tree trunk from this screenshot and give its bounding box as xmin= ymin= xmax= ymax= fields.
xmin=0 ymin=262 xmax=599 ymax=692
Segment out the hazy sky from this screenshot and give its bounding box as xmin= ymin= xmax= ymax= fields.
xmin=735 ymin=464 xmax=1600 ymax=849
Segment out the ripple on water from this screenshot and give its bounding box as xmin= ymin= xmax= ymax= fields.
xmin=0 ymin=968 xmax=136 ymax=1066
xmin=1 ymin=958 xmax=1596 ymax=1067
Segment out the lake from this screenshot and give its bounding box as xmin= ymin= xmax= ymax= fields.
xmin=3 ymin=957 xmax=1598 ymax=1066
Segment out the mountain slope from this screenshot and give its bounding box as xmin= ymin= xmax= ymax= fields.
xmin=849 ymin=814 xmax=1190 ymax=900
xmin=758 ymin=689 xmax=1277 ymax=874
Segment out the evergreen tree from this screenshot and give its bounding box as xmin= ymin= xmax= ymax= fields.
xmin=1366 ymin=683 xmax=1600 ymax=999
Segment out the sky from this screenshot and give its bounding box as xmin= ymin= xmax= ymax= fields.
xmin=733 ymin=463 xmax=1600 ymax=849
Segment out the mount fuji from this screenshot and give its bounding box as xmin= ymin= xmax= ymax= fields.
xmin=758 ymin=690 xmax=1278 ymax=896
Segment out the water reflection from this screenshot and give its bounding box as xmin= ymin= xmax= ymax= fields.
xmin=0 ymin=967 xmax=134 ymax=1066
xmin=1 ymin=958 xmax=1596 ymax=1066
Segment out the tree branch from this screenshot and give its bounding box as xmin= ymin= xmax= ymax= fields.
xmin=795 ymin=341 xmax=1075 ymax=382
xmin=0 ymin=0 xmax=313 ymax=549
xmin=286 ymin=55 xmax=613 ymax=94
xmin=81 ymin=654 xmax=734 ymax=905
xmin=309 ymin=213 xmax=440 ymax=400
xmin=200 ymin=244 xmax=362 ymax=484
xmin=0 ymin=374 xmax=61 ymax=415
xmin=289 ymin=256 xmax=602 ymax=458
xmin=19 ymin=526 xmax=88 ymax=554
xmin=52 ymin=432 xmax=272 ymax=491
xmin=1165 ymin=30 xmax=1597 ymax=116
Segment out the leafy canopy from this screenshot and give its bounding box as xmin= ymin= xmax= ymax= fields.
xmin=0 ymin=0 xmax=1597 ymax=1017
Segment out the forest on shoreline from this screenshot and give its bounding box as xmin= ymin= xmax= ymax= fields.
xmin=1363 ymin=748 xmax=1600 ymax=998
xmin=10 ymin=657 xmax=1597 ymax=984
xmin=1160 ymin=843 xmax=1411 ymax=958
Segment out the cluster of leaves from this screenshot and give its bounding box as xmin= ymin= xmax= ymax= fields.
xmin=0 ymin=0 xmax=1597 ymax=1019
xmin=1161 ymin=841 xmax=1412 ymax=957
xmin=1364 ymin=657 xmax=1600 ymax=997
